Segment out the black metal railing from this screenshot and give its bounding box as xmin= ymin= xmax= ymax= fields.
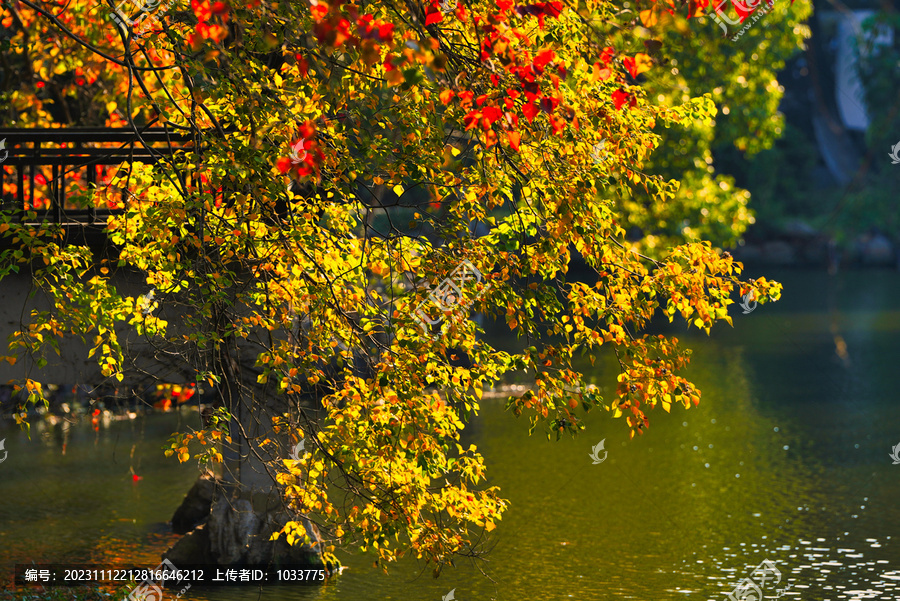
xmin=0 ymin=128 xmax=195 ymax=226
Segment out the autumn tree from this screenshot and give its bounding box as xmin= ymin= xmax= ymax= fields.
xmin=605 ymin=0 xmax=812 ymax=253
xmin=0 ymin=0 xmax=783 ymax=575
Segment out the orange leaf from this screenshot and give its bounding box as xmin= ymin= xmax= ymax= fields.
xmin=639 ymin=9 xmax=658 ymax=27
xmin=507 ymin=131 xmax=520 ymax=151
xmin=191 ymin=0 xmax=212 ymax=22
xmin=591 ymin=63 xmax=612 ymax=83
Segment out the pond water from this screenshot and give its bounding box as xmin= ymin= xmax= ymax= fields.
xmin=1 ymin=269 xmax=900 ymax=600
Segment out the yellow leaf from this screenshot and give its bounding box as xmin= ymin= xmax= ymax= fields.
xmin=633 ymin=53 xmax=653 ymax=76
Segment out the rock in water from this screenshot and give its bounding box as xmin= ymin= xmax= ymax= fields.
xmin=171 ymin=472 xmax=219 ymax=535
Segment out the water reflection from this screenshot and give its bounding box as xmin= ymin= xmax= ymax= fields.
xmin=1 ymin=270 xmax=899 ymax=600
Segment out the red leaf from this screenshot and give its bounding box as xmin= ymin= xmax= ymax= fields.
xmin=611 ymin=89 xmax=630 ymax=110
xmin=377 ymin=22 xmax=394 ymax=41
xmin=539 ymin=95 xmax=559 ymax=114
xmin=299 ymin=120 xmax=316 ymax=139
xmin=533 ymin=49 xmax=555 ymax=73
xmin=440 ymin=89 xmax=455 ymax=105
xmin=731 ymin=0 xmax=754 ymax=21
xmin=425 ymin=10 xmax=443 ymax=25
xmin=482 ymin=105 xmax=502 ymax=127
xmin=600 ymin=46 xmax=615 ymax=66
xmin=276 ymin=157 xmax=293 ymax=174
xmin=496 ymin=0 xmax=514 ymax=10
xmin=522 ymin=102 xmax=539 ymax=122
xmin=545 ymin=0 xmax=563 ymax=17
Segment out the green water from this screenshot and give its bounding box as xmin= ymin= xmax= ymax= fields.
xmin=2 ymin=269 xmax=900 ymax=600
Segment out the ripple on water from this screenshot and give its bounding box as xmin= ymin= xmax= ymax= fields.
xmin=685 ymin=536 xmax=899 ymax=600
